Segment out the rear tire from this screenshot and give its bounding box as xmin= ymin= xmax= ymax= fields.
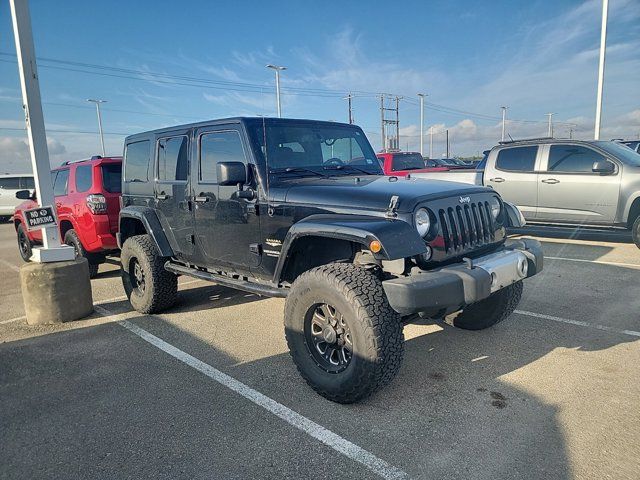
xmin=632 ymin=215 xmax=640 ymax=249
xmin=284 ymin=263 xmax=404 ymax=403
xmin=16 ymin=223 xmax=32 ymax=262
xmin=449 ymin=281 xmax=523 ymax=331
xmin=64 ymin=229 xmax=99 ymax=278
xmin=120 ymin=234 xmax=177 ymax=314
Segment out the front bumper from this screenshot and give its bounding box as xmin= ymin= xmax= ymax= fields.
xmin=382 ymin=238 xmax=543 ymax=315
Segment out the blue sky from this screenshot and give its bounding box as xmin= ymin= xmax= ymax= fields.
xmin=1 ymin=0 xmax=639 ymax=171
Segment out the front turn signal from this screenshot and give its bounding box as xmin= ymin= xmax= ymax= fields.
xmin=369 ymin=240 xmax=382 ymax=253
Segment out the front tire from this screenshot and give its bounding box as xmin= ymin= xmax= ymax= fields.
xmin=120 ymin=234 xmax=177 ymax=314
xmin=632 ymin=215 xmax=640 ymax=249
xmin=64 ymin=229 xmax=99 ymax=278
xmin=449 ymin=281 xmax=523 ymax=330
xmin=284 ymin=263 xmax=404 ymax=403
xmin=16 ymin=223 xmax=33 ymax=262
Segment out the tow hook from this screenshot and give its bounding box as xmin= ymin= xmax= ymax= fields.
xmin=463 ymin=257 xmax=474 ymax=269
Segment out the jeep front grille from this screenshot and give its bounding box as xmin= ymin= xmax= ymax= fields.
xmin=438 ymin=201 xmax=495 ymax=253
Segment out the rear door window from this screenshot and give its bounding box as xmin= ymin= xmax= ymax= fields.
xmin=547 ymin=145 xmax=605 ymax=173
xmin=124 ymin=140 xmax=151 ymax=183
xmin=495 ymin=146 xmax=538 ymax=172
xmin=20 ymin=177 xmax=34 ymax=189
xmin=102 ymin=164 xmax=122 ymax=193
xmin=0 ymin=177 xmax=20 ymax=189
xmin=157 ymin=136 xmax=189 ymax=182
xmin=53 ymin=169 xmax=69 ymax=196
xmin=75 ymin=165 xmax=93 ymax=192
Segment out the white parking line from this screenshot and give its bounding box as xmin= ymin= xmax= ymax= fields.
xmin=514 ymin=310 xmax=640 ymax=338
xmin=0 ymin=259 xmax=20 ymax=273
xmin=92 ymin=305 xmax=407 ymax=480
xmin=545 ymin=256 xmax=640 ymax=270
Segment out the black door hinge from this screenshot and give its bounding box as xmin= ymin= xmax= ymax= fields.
xmin=249 ymin=243 xmax=262 ymax=255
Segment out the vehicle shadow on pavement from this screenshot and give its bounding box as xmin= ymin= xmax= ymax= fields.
xmin=2 ymin=296 xmax=637 ymax=479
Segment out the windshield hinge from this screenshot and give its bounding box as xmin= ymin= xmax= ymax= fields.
xmin=385 ymin=195 xmax=399 ymax=219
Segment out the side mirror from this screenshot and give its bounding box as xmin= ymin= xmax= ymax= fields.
xmin=217 ymin=161 xmax=247 ymax=186
xmin=592 ymin=160 xmax=615 ymax=174
xmin=15 ymin=189 xmax=35 ymax=200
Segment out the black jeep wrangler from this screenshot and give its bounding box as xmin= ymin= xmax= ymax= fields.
xmin=118 ymin=117 xmax=542 ymax=403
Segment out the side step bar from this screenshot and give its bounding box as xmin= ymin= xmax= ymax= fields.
xmin=165 ymin=261 xmax=288 ymax=298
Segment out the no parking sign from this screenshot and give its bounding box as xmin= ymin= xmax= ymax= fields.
xmin=24 ymin=206 xmax=57 ymax=231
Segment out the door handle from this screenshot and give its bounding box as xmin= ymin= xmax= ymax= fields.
xmin=194 ymin=196 xmax=209 ymax=203
xmin=489 ymin=177 xmax=505 ymax=183
xmin=156 ymin=192 xmax=170 ymax=200
xmin=541 ymin=178 xmax=560 ymax=184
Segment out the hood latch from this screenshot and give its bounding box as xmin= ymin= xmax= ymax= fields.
xmin=385 ymin=195 xmax=399 ymax=219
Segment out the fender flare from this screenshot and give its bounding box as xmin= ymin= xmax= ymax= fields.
xmin=118 ymin=206 xmax=174 ymax=258
xmin=273 ymin=213 xmax=426 ymax=283
xmin=503 ymin=201 xmax=526 ymax=228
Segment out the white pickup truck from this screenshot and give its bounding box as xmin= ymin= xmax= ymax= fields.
xmin=413 ymin=139 xmax=640 ymax=247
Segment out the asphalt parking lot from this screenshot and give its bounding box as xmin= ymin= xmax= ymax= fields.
xmin=1 ymin=223 xmax=639 ymax=479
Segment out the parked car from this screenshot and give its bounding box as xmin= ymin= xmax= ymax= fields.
xmin=411 ymin=138 xmax=640 ymax=247
xmin=13 ymin=155 xmax=122 ymax=276
xmin=0 ymin=174 xmax=34 ymax=222
xmin=117 ymin=117 xmax=542 ymax=403
xmin=433 ymin=158 xmax=469 ymax=169
xmin=376 ymin=151 xmax=448 ymax=176
xmin=619 ymin=140 xmax=640 ymax=154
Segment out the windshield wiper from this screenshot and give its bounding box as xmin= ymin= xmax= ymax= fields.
xmin=269 ymin=167 xmax=328 ymax=178
xmin=323 ymin=164 xmax=378 ymax=175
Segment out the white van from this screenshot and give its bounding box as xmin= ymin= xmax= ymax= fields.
xmin=0 ymin=174 xmax=34 ymax=222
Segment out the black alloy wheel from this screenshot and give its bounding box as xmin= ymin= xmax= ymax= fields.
xmin=304 ymin=303 xmax=353 ymax=373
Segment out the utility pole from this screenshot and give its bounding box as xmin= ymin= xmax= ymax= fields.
xmin=429 ymin=126 xmax=434 ymax=159
xmin=380 ymin=95 xmax=385 ymax=151
xmin=569 ymin=126 xmax=574 ymax=139
xmin=418 ymin=93 xmax=426 ymax=156
xmin=594 ymin=0 xmax=609 ymax=140
xmin=10 ymin=0 xmax=90 ymax=325
xmin=546 ymin=113 xmax=555 ymax=137
xmin=266 ymin=64 xmax=286 ymax=118
xmin=344 ymin=93 xmax=354 ymax=124
xmin=395 ymin=96 xmax=401 ymax=151
xmin=380 ymin=95 xmax=400 ymax=151
xmin=446 ymin=129 xmax=450 ymax=158
xmin=500 ymin=106 xmax=508 ymax=142
xmin=87 ymin=99 xmax=106 ymax=156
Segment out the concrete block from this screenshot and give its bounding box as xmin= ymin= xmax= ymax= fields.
xmin=20 ymin=257 xmax=94 ymax=325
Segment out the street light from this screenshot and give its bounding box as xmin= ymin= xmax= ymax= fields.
xmin=266 ymin=64 xmax=286 ymax=118
xmin=500 ymin=106 xmax=508 ymax=142
xmin=546 ymin=113 xmax=555 ymax=137
xmin=87 ymin=99 xmax=106 ymax=156
xmin=417 ymin=93 xmax=427 ymax=156
xmin=594 ymin=0 xmax=609 ymax=140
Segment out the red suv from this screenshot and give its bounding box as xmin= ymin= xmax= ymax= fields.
xmin=13 ymin=155 xmax=122 ymax=277
xmin=377 ymin=151 xmax=449 ymax=176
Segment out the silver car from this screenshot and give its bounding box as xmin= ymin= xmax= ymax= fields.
xmin=483 ymin=139 xmax=640 ymax=247
xmin=0 ymin=174 xmax=34 ymax=222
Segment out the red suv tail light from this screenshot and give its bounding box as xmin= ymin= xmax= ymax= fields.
xmin=86 ymin=194 xmax=107 ymax=214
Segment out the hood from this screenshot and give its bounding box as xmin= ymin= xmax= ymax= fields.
xmin=270 ymin=175 xmax=491 ymax=213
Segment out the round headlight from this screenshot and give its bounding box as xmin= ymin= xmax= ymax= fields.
xmin=415 ymin=208 xmax=431 ymax=237
xmin=490 ymin=197 xmax=501 ymax=220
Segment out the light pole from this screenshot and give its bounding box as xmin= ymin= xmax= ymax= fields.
xmin=418 ymin=93 xmax=426 ymax=156
xmin=546 ymin=113 xmax=555 ymax=137
xmin=594 ymin=0 xmax=609 ymax=140
xmin=87 ymin=99 xmax=106 ymax=156
xmin=266 ymin=64 xmax=286 ymax=118
xmin=500 ymin=106 xmax=508 ymax=142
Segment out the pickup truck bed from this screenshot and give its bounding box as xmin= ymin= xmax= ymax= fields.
xmin=411 ymin=169 xmax=483 ymax=185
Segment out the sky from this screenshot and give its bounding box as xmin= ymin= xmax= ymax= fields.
xmin=0 ymin=0 xmax=639 ymax=172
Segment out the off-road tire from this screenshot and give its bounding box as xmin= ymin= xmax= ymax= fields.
xmin=284 ymin=263 xmax=404 ymax=403
xmin=16 ymin=223 xmax=32 ymax=262
xmin=64 ymin=229 xmax=99 ymax=278
xmin=632 ymin=215 xmax=640 ymax=249
xmin=449 ymin=281 xmax=523 ymax=330
xmin=121 ymin=234 xmax=177 ymax=314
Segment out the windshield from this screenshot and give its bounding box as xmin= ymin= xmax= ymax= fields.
xmin=247 ymin=122 xmax=382 ymax=176
xmin=391 ymin=153 xmax=425 ymax=171
xmin=595 ymin=141 xmax=640 ymax=167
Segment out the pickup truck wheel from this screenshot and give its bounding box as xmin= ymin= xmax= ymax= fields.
xmin=284 ymin=263 xmax=404 ymax=403
xmin=16 ymin=223 xmax=32 ymax=262
xmin=632 ymin=215 xmax=640 ymax=249
xmin=121 ymin=234 xmax=177 ymax=314
xmin=64 ymin=229 xmax=99 ymax=278
xmin=450 ymin=281 xmax=523 ymax=331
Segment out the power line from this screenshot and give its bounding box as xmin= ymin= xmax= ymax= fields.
xmin=0 ymin=127 xmax=128 ymax=136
